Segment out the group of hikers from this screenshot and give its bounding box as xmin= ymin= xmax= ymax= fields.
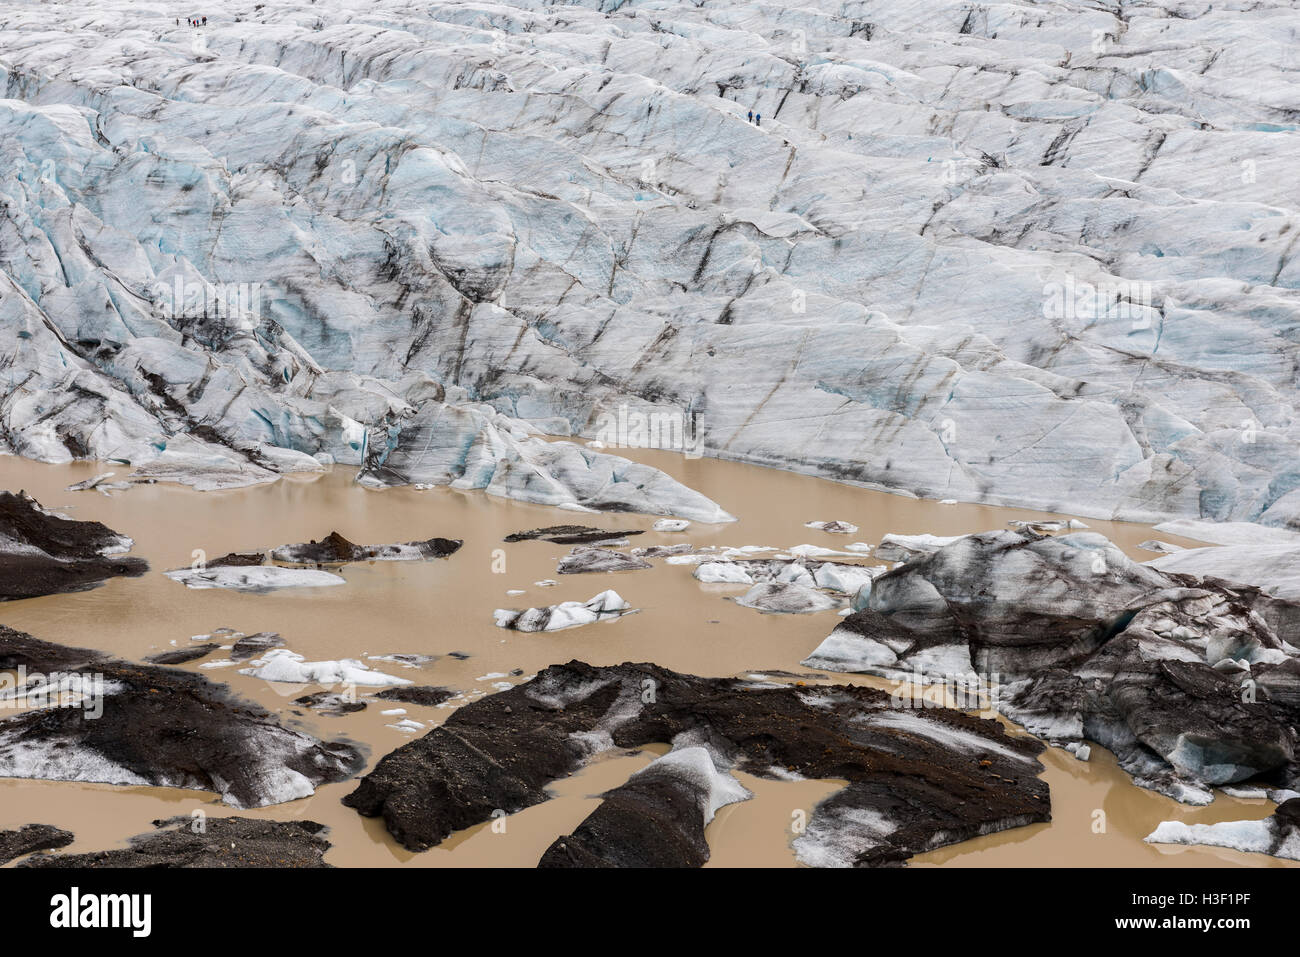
xmin=178 ymin=16 xmax=208 ymax=26
xmin=746 ymin=109 xmax=762 ymax=126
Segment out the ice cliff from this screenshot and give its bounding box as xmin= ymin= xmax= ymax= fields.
xmin=1 ymin=0 xmax=1297 ymax=525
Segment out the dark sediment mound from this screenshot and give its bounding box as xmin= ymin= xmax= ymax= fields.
xmin=505 ymin=525 xmax=644 ymax=545
xmin=20 ymin=817 xmax=331 ymax=868
xmin=540 ymin=746 xmax=748 ymax=867
xmin=230 ymin=631 xmax=284 ymax=661
xmin=208 ymin=551 xmax=266 ymax=567
xmin=803 ymin=529 xmax=1300 ymax=803
xmin=0 ymin=490 xmax=147 ymax=600
xmin=294 ymin=692 xmax=366 ymax=716
xmin=0 ymin=626 xmax=364 ymax=807
xmin=144 ymin=643 xmax=218 ymax=665
xmin=345 ymin=660 xmax=1047 ymax=866
xmin=270 ymin=530 xmax=462 ymax=564
xmin=0 ymin=823 xmax=74 ymax=865
xmin=373 ymin=685 xmax=455 ymax=707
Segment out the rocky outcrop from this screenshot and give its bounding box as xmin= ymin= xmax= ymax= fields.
xmin=344 ymin=660 xmax=1047 ymax=866
xmin=21 ymin=817 xmax=332 ymax=868
xmin=0 ymin=626 xmax=364 ymax=807
xmin=0 ymin=491 xmax=147 ymax=601
xmin=0 ymin=823 xmax=74 ymax=865
xmin=802 ymin=529 xmax=1300 ymax=804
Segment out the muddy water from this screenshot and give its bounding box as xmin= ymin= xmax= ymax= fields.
xmin=0 ymin=450 xmax=1287 ymax=867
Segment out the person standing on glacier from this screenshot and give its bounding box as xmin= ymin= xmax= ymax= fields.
xmin=747 ymin=110 xmax=753 ymax=123
xmin=755 ymin=112 xmax=761 ymax=127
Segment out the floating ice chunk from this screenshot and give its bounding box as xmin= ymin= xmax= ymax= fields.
xmin=494 ymin=590 xmax=635 ymax=632
xmin=665 ymin=554 xmax=709 ymax=565
xmin=165 ymin=565 xmax=345 ymax=592
xmin=388 ymin=719 xmax=425 ymax=733
xmin=720 ymin=546 xmax=778 ymax=556
xmin=693 ymin=561 xmax=754 ymax=584
xmin=631 ymin=543 xmax=695 ymax=558
xmin=271 ymin=531 xmax=461 ymax=564
xmin=785 ymin=544 xmax=863 ymax=558
xmin=1145 ymin=819 xmax=1286 ymax=858
xmin=367 ymin=654 xmax=435 ymax=667
xmin=653 ymin=519 xmax=691 ymax=532
xmin=239 ymin=649 xmax=412 ymax=687
xmin=805 ymin=520 xmax=858 ymax=534
xmin=556 ymin=546 xmax=652 ymax=574
xmin=733 ymin=582 xmax=844 ymax=614
xmin=65 ymin=471 xmax=116 ymax=492
xmin=1008 ymin=519 xmax=1089 ymax=533
xmin=1219 ymin=785 xmax=1268 ymax=799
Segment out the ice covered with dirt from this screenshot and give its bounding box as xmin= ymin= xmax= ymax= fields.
xmin=493 ymin=589 xmax=635 ymax=632
xmin=345 ymin=660 xmax=1048 ymax=865
xmin=0 ymin=626 xmax=364 ymax=807
xmin=802 ymin=528 xmax=1300 ymax=804
xmin=0 ymin=0 xmax=1297 ymax=528
xmin=164 ymin=564 xmax=346 ymax=592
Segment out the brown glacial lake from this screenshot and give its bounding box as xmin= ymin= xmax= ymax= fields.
xmin=0 ymin=449 xmax=1287 ymax=867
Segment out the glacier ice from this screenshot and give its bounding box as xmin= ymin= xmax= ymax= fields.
xmin=0 ymin=1 xmax=1296 ymax=526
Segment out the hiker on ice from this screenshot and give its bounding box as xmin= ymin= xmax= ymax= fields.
xmin=755 ymin=112 xmax=761 ymax=127
xmin=747 ymin=110 xmax=753 ymax=123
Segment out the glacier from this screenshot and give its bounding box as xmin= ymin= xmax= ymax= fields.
xmin=0 ymin=0 xmax=1297 ymax=525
